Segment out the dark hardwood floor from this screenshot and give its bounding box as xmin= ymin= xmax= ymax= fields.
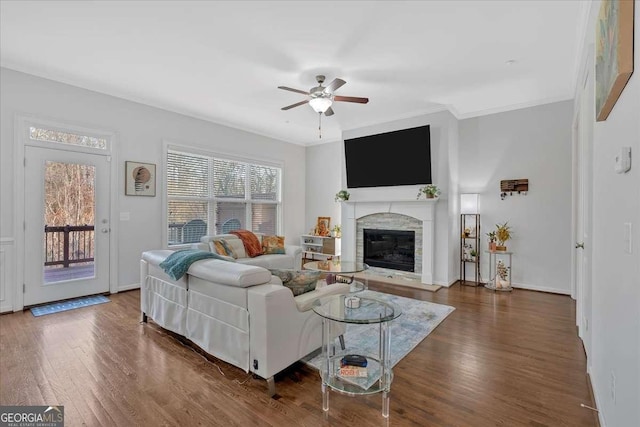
xmin=0 ymin=283 xmax=598 ymax=426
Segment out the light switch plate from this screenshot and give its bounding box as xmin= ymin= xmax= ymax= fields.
xmin=614 ymin=147 xmax=631 ymax=173
xmin=624 ymin=223 xmax=632 ymax=254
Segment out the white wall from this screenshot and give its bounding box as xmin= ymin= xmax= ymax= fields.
xmin=581 ymin=1 xmax=640 ymax=425
xmin=305 ymin=141 xmax=343 ymax=234
xmin=458 ymin=101 xmax=574 ymax=294
xmin=0 ymin=68 xmax=306 ymax=300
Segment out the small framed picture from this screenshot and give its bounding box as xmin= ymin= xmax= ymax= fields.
xmin=125 ymin=161 xmax=156 ymax=196
xmin=315 ymin=217 xmax=331 ymax=237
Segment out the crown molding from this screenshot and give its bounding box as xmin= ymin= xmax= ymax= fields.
xmin=1 ymin=63 xmax=309 ymax=147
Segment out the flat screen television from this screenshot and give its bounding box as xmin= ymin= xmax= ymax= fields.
xmin=344 ymin=125 xmax=431 ymax=188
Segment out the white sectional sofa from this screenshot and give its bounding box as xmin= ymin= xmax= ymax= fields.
xmin=140 ymin=249 xmax=347 ymax=396
xmin=193 ymin=233 xmax=302 ymax=269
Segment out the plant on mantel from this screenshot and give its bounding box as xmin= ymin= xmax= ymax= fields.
xmin=335 ymin=190 xmax=350 ymax=202
xmin=416 ymin=184 xmax=440 ymax=199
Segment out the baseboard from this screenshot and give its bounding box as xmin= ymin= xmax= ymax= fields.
xmin=118 ymin=282 xmax=140 ymax=292
xmin=588 ymin=366 xmax=606 ymax=427
xmin=512 ymin=282 xmax=571 ymax=295
xmin=433 ymin=278 xmax=456 ymax=287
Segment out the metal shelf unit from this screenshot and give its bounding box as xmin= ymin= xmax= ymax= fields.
xmin=460 ymin=214 xmax=480 ymax=286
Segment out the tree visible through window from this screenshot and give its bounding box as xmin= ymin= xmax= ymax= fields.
xmin=166 ymin=149 xmax=281 ymax=246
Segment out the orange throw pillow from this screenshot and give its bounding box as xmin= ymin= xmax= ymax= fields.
xmin=230 ymin=230 xmax=263 ymax=258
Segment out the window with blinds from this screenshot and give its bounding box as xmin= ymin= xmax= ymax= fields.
xmin=166 ymin=149 xmax=281 ymax=246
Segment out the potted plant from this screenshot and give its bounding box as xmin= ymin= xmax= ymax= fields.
xmin=470 ymin=249 xmax=477 ymax=261
xmin=495 ymin=221 xmax=512 ymax=251
xmin=417 ymin=184 xmax=440 ymax=199
xmin=334 ymin=190 xmax=350 ymax=202
xmin=331 ymin=224 xmax=342 ymax=238
xmin=487 ymin=231 xmax=497 ymax=251
xmin=496 ymin=260 xmax=510 ymax=289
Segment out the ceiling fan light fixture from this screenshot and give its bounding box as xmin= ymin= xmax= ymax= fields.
xmin=309 ymin=97 xmax=332 ymax=113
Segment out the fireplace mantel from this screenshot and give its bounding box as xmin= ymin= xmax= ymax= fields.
xmin=341 ymin=198 xmax=438 ymax=285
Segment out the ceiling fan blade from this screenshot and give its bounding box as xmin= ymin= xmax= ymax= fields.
xmin=324 ymin=107 xmax=335 ymax=116
xmin=326 ymin=78 xmax=346 ymax=93
xmin=281 ymin=100 xmax=309 ymax=110
xmin=334 ymin=95 xmax=369 ymax=104
xmin=278 ymin=86 xmax=309 ymax=95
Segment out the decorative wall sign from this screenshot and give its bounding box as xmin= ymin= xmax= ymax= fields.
xmin=125 ymin=161 xmax=156 ymax=196
xmin=500 ymin=179 xmax=528 ymax=200
xmin=595 ymin=0 xmax=635 ymax=121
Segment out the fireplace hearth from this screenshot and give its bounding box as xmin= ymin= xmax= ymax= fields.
xmin=363 ymin=229 xmax=415 ymax=272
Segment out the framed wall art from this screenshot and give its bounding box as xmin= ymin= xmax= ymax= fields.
xmin=315 ymin=216 xmax=331 ymax=237
xmin=125 ymin=161 xmax=156 ymax=196
xmin=595 ymin=0 xmax=635 ymax=121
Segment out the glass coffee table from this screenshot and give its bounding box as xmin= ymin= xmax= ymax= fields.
xmin=312 ymin=294 xmax=401 ymax=418
xmin=303 ymin=260 xmax=368 ymax=293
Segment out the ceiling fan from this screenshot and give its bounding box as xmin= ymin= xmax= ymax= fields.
xmin=278 ymin=75 xmax=369 ymax=117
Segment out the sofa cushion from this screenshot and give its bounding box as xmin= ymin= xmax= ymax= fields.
xmin=262 ymin=235 xmax=286 ymax=255
xmin=188 ymin=259 xmax=271 ymax=287
xmin=236 ymin=254 xmax=295 ymax=269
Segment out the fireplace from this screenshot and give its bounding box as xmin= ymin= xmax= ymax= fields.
xmin=341 ymin=198 xmax=437 ymax=285
xmin=363 ymin=229 xmax=415 ymax=272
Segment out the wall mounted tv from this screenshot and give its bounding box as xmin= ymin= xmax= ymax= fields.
xmin=344 ymin=125 xmax=431 ymax=188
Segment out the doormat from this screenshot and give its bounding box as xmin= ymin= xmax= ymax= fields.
xmin=30 ymin=295 xmax=110 ymax=317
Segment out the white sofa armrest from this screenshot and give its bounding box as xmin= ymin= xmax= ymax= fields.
xmin=284 ymin=245 xmax=302 ymax=268
xmin=247 ymin=283 xmax=347 ymax=380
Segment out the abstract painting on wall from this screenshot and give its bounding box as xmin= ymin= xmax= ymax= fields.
xmin=125 ymin=161 xmax=156 ymax=196
xmin=595 ymin=0 xmax=634 ymax=121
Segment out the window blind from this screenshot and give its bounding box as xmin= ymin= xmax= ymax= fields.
xmin=166 ymin=148 xmax=282 ymax=246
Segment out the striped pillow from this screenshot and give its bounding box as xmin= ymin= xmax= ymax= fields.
xmin=210 ymin=239 xmax=236 ymax=258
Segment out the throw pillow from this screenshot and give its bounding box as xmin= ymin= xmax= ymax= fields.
xmin=269 ymin=269 xmax=321 ymax=296
xmin=229 ymin=229 xmax=263 ymax=258
xmin=210 ymin=239 xmax=236 ymax=258
xmin=262 ymin=235 xmax=285 ymax=254
xmin=226 ymin=238 xmax=247 ymax=258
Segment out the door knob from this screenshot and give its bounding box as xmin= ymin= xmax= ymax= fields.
xmin=101 ymin=228 xmax=109 ymax=233
xmin=575 ymin=242 xmax=584 ymax=249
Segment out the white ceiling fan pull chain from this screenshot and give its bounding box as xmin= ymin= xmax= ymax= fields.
xmin=318 ymin=112 xmax=322 ymax=139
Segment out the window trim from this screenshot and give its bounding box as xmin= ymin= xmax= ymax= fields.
xmin=162 ymin=140 xmax=284 ymax=248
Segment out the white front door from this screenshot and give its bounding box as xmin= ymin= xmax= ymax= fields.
xmin=24 ymin=146 xmax=111 ymax=306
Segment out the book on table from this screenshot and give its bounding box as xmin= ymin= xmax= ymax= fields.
xmin=339 ymin=366 xmax=368 ymax=377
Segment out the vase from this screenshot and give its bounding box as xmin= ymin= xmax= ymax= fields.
xmin=495 ymin=245 xmax=506 ymax=251
xmin=489 ymin=242 xmax=497 ymax=251
xmin=426 ymin=194 xmax=434 ymax=199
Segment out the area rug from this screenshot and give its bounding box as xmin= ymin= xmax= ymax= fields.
xmin=303 ymin=290 xmax=454 ymax=389
xmin=30 ymin=295 xmax=110 ymax=317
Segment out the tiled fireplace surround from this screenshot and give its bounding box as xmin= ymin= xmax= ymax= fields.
xmin=341 ymin=199 xmax=437 ymax=285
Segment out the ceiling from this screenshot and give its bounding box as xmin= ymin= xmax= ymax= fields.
xmin=0 ymin=1 xmax=588 ymax=145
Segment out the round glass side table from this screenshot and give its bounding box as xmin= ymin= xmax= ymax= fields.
xmin=312 ymin=295 xmax=401 ymax=418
